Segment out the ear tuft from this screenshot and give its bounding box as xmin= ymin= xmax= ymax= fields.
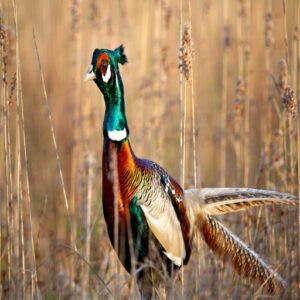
xmin=114 ymin=45 xmax=128 ymax=65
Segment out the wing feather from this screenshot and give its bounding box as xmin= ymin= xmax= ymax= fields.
xmin=140 ymin=200 xmax=186 ymax=266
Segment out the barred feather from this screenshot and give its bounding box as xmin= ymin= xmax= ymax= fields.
xmin=185 ymin=188 xmax=297 ymax=219
xmin=195 ymin=212 xmax=286 ymax=295
xmin=202 ymin=196 xmax=297 ymax=215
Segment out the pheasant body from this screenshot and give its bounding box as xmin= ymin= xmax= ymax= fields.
xmin=84 ymin=45 xmax=297 ymax=298
xmin=102 ymin=137 xmax=191 ymax=273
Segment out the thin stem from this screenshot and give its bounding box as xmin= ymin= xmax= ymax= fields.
xmin=12 ymin=1 xmax=37 ymax=295
xmin=243 ymin=0 xmax=251 ymax=187
xmin=297 ymin=0 xmax=300 ymax=295
xmin=82 ymin=153 xmax=94 ymax=290
xmin=188 ymin=0 xmax=198 ymax=188
xmin=282 ymin=0 xmax=290 ymax=70
xmin=32 ymin=30 xmax=74 ymax=245
xmin=183 ymin=81 xmax=187 ymax=188
xmin=179 ymin=0 xmax=184 ymax=187
xmin=179 ymin=0 xmax=184 ymax=294
xmin=220 ymin=0 xmax=229 ymax=187
xmin=61 ymin=244 xmax=114 ymax=298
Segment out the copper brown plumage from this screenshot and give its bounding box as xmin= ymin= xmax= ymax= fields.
xmin=195 ymin=211 xmax=285 ymax=295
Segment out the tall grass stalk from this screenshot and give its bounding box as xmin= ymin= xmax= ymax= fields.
xmin=261 ymin=0 xmax=274 ymax=269
xmin=17 ymin=34 xmax=31 ymax=300
xmin=1 ymin=0 xmax=299 ymax=297
xmin=179 ymin=0 xmax=184 ymax=294
xmin=82 ymin=153 xmax=94 ymax=290
xmin=32 ymin=31 xmax=74 ymax=246
xmin=3 ymin=25 xmax=12 ymax=297
xmin=18 ymin=172 xmax=25 ymax=298
xmin=179 ymin=0 xmax=185 ymax=188
xmin=11 ymin=1 xmax=32 ymax=296
xmin=188 ymin=0 xmax=198 ymax=189
xmin=297 ymin=0 xmax=300 ymax=295
xmin=234 ymin=0 xmax=245 ymax=186
xmin=220 ymin=0 xmax=229 ymax=187
xmin=179 ymin=20 xmax=194 ymax=188
xmin=281 ymin=0 xmax=290 ymax=193
xmin=280 ymin=1 xmax=295 ymax=286
xmin=70 ymin=0 xmax=82 ymax=281
xmin=263 ymin=0 xmax=274 ymax=189
xmin=243 ymin=0 xmax=251 ymax=187
xmin=0 ymin=19 xmax=3 ymax=298
xmin=153 ymin=0 xmax=163 ymax=165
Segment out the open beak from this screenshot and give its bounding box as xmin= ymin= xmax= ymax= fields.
xmin=83 ymin=65 xmax=96 ymax=81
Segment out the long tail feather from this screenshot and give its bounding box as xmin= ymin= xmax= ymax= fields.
xmin=202 ymin=197 xmax=297 ymax=215
xmin=195 ymin=212 xmax=286 ymax=295
xmin=185 ymin=188 xmax=297 ymax=217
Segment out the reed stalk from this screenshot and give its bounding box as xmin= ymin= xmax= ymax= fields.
xmin=291 ymin=10 xmax=298 ymax=193
xmin=188 ymin=0 xmax=198 ymax=189
xmin=82 ymin=153 xmax=94 ymax=291
xmin=153 ymin=0 xmax=163 ymax=165
xmin=281 ymin=0 xmax=290 ymax=194
xmin=220 ymin=0 xmax=229 ymax=187
xmin=243 ymin=0 xmax=251 ymax=187
xmin=297 ymin=0 xmax=300 ymax=295
xmin=33 ymin=32 xmax=72 ymax=226
xmin=2 ymin=17 xmax=13 ymax=297
xmin=179 ymin=21 xmax=194 ymax=188
xmin=0 ymin=0 xmax=299 ymax=297
xmin=264 ymin=0 xmax=274 ymax=189
xmin=235 ymin=0 xmax=245 ymax=186
xmin=179 ymin=0 xmax=184 ymax=294
xmin=70 ymin=0 xmax=82 ymax=281
xmin=179 ymin=0 xmax=184 ymax=188
xmin=32 ymin=32 xmax=76 ymax=295
xmin=262 ymin=0 xmax=274 ymax=265
xmin=17 ymin=35 xmax=32 ymax=300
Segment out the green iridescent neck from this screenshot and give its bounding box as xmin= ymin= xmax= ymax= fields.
xmin=97 ymin=72 xmax=129 ymax=138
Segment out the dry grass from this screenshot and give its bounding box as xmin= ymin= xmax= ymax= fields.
xmin=0 ymin=0 xmax=299 ymax=299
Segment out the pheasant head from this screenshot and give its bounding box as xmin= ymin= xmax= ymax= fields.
xmin=84 ymin=45 xmax=129 ymax=141
xmin=84 ymin=45 xmax=127 ymax=84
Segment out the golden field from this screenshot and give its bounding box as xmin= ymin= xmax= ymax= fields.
xmin=0 ymin=0 xmax=299 ymax=298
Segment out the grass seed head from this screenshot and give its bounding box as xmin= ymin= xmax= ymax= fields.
xmin=278 ymin=59 xmax=288 ymax=91
xmin=281 ymin=87 xmax=297 ymax=117
xmin=234 ymin=79 xmax=245 ymax=118
xmin=293 ymin=26 xmax=298 ymax=41
xmin=179 ymin=22 xmax=194 ymax=85
xmin=264 ymin=12 xmax=274 ymax=47
xmin=164 ymin=5 xmax=172 ymax=30
xmin=224 ymin=25 xmax=231 ymax=48
xmin=9 ymin=72 xmax=16 ymax=105
xmin=1 ymin=24 xmax=16 ymax=84
xmin=71 ymin=0 xmax=81 ymax=36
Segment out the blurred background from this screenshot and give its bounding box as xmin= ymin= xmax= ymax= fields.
xmin=0 ymin=0 xmax=299 ymax=298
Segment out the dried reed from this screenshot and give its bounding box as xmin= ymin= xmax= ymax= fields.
xmin=220 ymin=0 xmax=230 ymax=187
xmin=0 ymin=0 xmax=298 ymax=298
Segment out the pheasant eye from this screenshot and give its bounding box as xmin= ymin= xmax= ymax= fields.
xmin=96 ymin=53 xmax=112 ymax=83
xmin=101 ymin=61 xmax=108 ymax=74
xmin=100 ymin=61 xmax=111 ymax=83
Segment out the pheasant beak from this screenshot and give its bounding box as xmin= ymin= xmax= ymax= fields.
xmin=83 ymin=65 xmax=96 ymax=81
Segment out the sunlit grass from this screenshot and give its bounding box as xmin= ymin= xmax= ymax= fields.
xmin=0 ymin=0 xmax=299 ymax=298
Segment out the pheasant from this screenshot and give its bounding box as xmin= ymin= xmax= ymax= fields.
xmin=84 ymin=45 xmax=296 ymax=299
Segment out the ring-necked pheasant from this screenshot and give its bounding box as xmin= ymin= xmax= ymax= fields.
xmin=84 ymin=45 xmax=296 ymax=299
